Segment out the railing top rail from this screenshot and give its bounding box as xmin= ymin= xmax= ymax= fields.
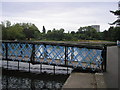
xmin=1 ymin=40 xmax=106 ymax=50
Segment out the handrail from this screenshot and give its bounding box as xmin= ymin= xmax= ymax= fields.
xmin=2 ymin=40 xmax=105 ymax=50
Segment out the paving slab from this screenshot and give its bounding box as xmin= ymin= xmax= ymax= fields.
xmin=62 ymin=72 xmax=106 ymax=89
xmin=62 ymin=72 xmax=96 ymax=88
xmin=95 ymin=73 xmax=106 ymax=88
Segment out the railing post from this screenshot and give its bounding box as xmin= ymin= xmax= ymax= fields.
xmin=31 ymin=44 xmax=35 ymax=64
xmin=65 ymin=46 xmax=69 ymax=74
xmin=44 ymin=44 xmax=47 ymax=59
xmin=40 ymin=63 xmax=42 ymax=73
xmin=5 ymin=43 xmax=8 ymax=60
xmin=71 ymin=47 xmax=74 ymax=60
xmin=104 ymin=45 xmax=107 ymax=72
xmin=101 ymin=45 xmax=107 ymax=72
xmin=53 ymin=65 xmax=55 ymax=75
xmin=5 ymin=43 xmax=8 ymax=69
xmin=18 ymin=60 xmax=19 ymax=70
xmin=20 ymin=44 xmax=23 ymax=57
xmin=65 ymin=46 xmax=68 ymax=66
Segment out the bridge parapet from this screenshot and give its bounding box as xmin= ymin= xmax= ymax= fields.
xmin=1 ymin=41 xmax=107 ymax=72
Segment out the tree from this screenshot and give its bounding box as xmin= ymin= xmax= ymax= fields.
xmin=107 ymin=5 xmax=120 ymax=41
xmin=1 ymin=20 xmax=11 ymax=28
xmin=6 ymin=24 xmax=25 ymax=40
xmin=71 ymin=31 xmax=75 ymax=34
xmin=103 ymin=26 xmax=120 ymax=41
xmin=1 ymin=21 xmax=41 ymax=40
xmin=2 ymin=21 xmax=24 ymax=40
xmin=64 ymin=33 xmax=73 ymax=41
xmin=47 ymin=30 xmax=51 ymax=33
xmin=110 ymin=10 xmax=120 ymax=26
xmin=76 ymin=26 xmax=99 ymax=40
xmin=77 ymin=27 xmax=83 ymax=33
xmin=46 ymin=28 xmax=65 ymax=41
xmin=23 ymin=24 xmax=40 ymax=40
xmin=42 ymin=26 xmax=46 ymax=34
xmin=23 ymin=28 xmax=33 ymax=40
xmin=6 ymin=20 xmax=11 ymax=27
xmin=1 ymin=22 xmax=7 ymax=40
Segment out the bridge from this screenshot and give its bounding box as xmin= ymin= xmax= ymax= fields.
xmin=1 ymin=40 xmax=107 ymax=73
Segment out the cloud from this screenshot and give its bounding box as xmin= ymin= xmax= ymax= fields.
xmin=1 ymin=2 xmax=118 ymax=32
xmin=1 ymin=0 xmax=119 ymax=2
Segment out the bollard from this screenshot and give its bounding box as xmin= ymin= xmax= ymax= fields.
xmin=117 ymin=40 xmax=120 ymax=47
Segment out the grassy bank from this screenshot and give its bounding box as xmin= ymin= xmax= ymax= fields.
xmin=30 ymin=39 xmax=116 ymax=46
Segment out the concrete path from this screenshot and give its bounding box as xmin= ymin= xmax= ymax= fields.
xmin=103 ymin=46 xmax=119 ymax=88
xmin=62 ymin=72 xmax=106 ymax=89
xmin=62 ymin=46 xmax=119 ymax=89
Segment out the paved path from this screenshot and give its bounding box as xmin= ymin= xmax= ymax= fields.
xmin=103 ymin=46 xmax=119 ymax=88
xmin=62 ymin=72 xmax=106 ymax=88
xmin=62 ymin=46 xmax=119 ymax=89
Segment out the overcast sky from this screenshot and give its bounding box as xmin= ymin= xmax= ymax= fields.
xmin=1 ymin=1 xmax=119 ymax=32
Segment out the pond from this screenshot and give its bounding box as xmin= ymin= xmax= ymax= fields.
xmin=2 ymin=70 xmax=69 ymax=89
xmin=1 ymin=60 xmax=71 ymax=89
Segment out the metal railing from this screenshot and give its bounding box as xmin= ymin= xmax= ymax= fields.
xmin=1 ymin=41 xmax=107 ymax=72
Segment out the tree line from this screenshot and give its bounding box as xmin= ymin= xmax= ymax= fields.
xmin=1 ymin=20 xmax=119 ymax=41
xmin=1 ymin=9 xmax=120 ymax=41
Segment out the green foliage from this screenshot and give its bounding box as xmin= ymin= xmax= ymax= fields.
xmin=2 ymin=21 xmax=40 ymax=40
xmin=7 ymin=24 xmax=25 ymax=40
xmin=1 ymin=19 xmax=119 ymax=41
xmin=110 ymin=10 xmax=120 ymax=16
xmin=76 ymin=26 xmax=100 ymax=40
xmin=110 ymin=10 xmax=120 ymax=25
xmin=103 ymin=27 xmax=120 ymax=41
xmin=42 ymin=26 xmax=46 ymax=34
xmin=46 ymin=28 xmax=65 ymax=41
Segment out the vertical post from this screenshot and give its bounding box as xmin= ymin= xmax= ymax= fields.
xmin=53 ymin=65 xmax=55 ymax=75
xmin=104 ymin=45 xmax=107 ymax=72
xmin=44 ymin=44 xmax=47 ymax=59
xmin=101 ymin=49 xmax=104 ymax=71
xmin=29 ymin=62 xmax=30 ymax=72
xmin=71 ymin=47 xmax=74 ymax=61
xmin=101 ymin=45 xmax=107 ymax=72
xmin=65 ymin=46 xmax=68 ymax=66
xmin=40 ymin=63 xmax=42 ymax=73
xmin=65 ymin=46 xmax=69 ymax=74
xmin=31 ymin=44 xmax=35 ymax=64
xmin=67 ymin=67 xmax=68 ymax=74
xmin=20 ymin=44 xmax=22 ymax=56
xmin=18 ymin=61 xmax=19 ymax=70
xmin=5 ymin=43 xmax=8 ymax=69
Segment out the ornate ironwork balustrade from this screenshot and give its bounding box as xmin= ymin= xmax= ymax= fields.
xmin=0 ymin=41 xmax=107 ymax=72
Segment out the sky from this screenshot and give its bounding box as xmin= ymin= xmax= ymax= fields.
xmin=1 ymin=1 xmax=119 ymax=32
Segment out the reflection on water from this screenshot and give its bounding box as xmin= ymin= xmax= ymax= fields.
xmin=2 ymin=70 xmax=69 ymax=89
xmin=1 ymin=60 xmax=71 ymax=89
